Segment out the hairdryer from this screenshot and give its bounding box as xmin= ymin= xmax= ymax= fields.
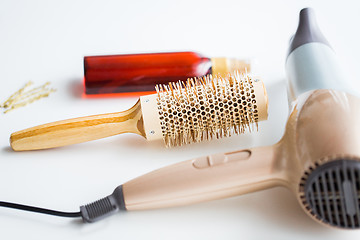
xmin=80 ymin=9 xmax=359 ymax=229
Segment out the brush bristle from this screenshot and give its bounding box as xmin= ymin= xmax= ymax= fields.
xmin=155 ymin=72 xmax=259 ymax=147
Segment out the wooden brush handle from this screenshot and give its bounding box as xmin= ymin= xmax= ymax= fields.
xmin=10 ymin=100 xmax=144 ymax=151
xmin=122 ymin=145 xmax=283 ymax=210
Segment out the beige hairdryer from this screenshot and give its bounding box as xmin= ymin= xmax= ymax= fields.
xmin=81 ymin=88 xmax=360 ymax=229
xmin=80 ymin=9 xmax=360 ymax=229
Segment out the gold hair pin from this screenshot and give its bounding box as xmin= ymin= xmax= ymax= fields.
xmin=1 ymin=81 xmax=56 ymax=114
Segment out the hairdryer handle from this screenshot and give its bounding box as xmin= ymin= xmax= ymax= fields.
xmin=122 ymin=146 xmax=281 ymax=211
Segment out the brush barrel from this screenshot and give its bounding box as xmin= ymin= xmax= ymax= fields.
xmin=143 ymin=76 xmax=268 ymax=148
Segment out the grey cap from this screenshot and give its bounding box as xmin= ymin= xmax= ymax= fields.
xmin=288 ymin=8 xmax=331 ymax=55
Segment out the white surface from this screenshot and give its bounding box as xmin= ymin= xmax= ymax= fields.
xmin=0 ymin=0 xmax=360 ymax=239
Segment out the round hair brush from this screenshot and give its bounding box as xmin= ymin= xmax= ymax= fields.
xmin=9 ymin=72 xmax=268 ymax=151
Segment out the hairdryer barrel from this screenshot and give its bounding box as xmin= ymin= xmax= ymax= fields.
xmin=286 ymin=8 xmax=351 ymax=101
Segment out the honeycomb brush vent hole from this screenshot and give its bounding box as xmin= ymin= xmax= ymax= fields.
xmin=302 ymin=159 xmax=360 ymax=229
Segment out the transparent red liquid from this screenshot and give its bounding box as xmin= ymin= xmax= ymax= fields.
xmin=84 ymin=52 xmax=212 ymax=95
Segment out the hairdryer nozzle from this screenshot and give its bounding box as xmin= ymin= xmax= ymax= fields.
xmin=288 ymin=8 xmax=330 ymax=55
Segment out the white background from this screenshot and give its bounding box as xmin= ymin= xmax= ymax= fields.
xmin=1 ymin=0 xmax=360 ymax=239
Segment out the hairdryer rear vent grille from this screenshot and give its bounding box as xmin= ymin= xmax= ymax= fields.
xmin=300 ymin=159 xmax=360 ymax=229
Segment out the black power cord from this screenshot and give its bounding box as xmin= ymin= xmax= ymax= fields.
xmin=0 ymin=185 xmax=126 ymax=222
xmin=0 ymin=201 xmax=81 ymax=218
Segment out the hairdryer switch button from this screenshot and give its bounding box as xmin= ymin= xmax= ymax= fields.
xmin=192 ymin=153 xmax=225 ymax=169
